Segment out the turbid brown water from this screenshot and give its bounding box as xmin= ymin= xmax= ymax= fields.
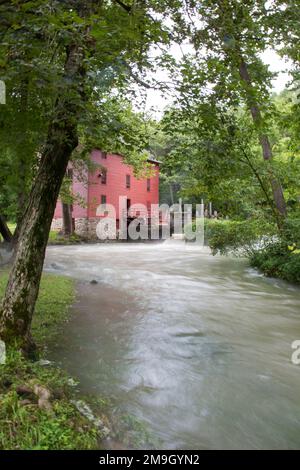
xmin=45 ymin=242 xmax=300 ymax=449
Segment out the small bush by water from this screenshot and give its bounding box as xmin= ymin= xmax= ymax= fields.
xmin=250 ymin=243 xmax=300 ymax=283
xmin=186 ymin=217 xmax=300 ymax=284
xmin=186 ymin=218 xmax=276 ymax=255
xmin=250 ymin=218 xmax=300 ymax=284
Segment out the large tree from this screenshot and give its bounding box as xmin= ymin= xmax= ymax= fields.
xmin=0 ymin=0 xmax=169 ymax=353
xmin=159 ymin=91 xmax=299 ymax=219
xmin=170 ymin=0 xmax=287 ymax=225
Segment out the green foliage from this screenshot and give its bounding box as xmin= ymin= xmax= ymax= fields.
xmin=251 ymin=242 xmax=300 ymax=284
xmin=47 ymin=231 xmax=84 ymax=245
xmin=186 ymin=218 xmax=276 ymax=256
xmin=0 ymin=222 xmax=15 ymax=242
xmin=282 ymin=218 xmax=300 ymax=246
xmin=208 ymin=219 xmax=276 ymax=256
xmin=0 ymin=351 xmax=99 ymax=450
xmin=0 ymin=224 xmax=82 ymax=244
xmin=77 ymin=98 xmax=155 ymax=173
xmin=158 ymin=85 xmax=300 ymax=222
xmin=186 ymin=214 xmax=300 ymax=283
xmin=198 ymin=213 xmax=300 ymax=283
xmin=0 ymin=0 xmax=171 ymax=223
xmin=161 ymin=105 xmax=272 ymax=217
xmin=32 ymin=274 xmax=75 ymax=346
xmin=155 ymin=0 xmax=298 ymax=225
xmin=0 ymin=272 xmax=106 ymax=449
xmin=0 ymin=271 xmax=74 ymax=347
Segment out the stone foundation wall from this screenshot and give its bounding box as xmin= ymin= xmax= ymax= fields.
xmin=74 ymin=218 xmax=89 ymax=237
xmin=51 ymin=218 xmax=63 ymax=231
xmin=52 ymin=217 xmax=160 ymax=240
xmin=77 ymin=217 xmax=117 ymax=240
xmin=85 ymin=217 xmax=117 ymax=240
xmin=86 ymin=217 xmax=99 ymax=239
xmin=52 ymin=217 xmax=102 ymax=239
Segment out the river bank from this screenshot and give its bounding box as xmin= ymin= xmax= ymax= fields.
xmin=45 ymin=243 xmax=300 ymax=449
xmin=2 ymin=242 xmax=300 ymax=449
xmin=0 ymin=271 xmax=109 ymax=450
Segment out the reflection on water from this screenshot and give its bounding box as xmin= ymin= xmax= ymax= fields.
xmin=45 ymin=243 xmax=300 ymax=449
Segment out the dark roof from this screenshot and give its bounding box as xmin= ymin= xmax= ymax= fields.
xmin=147 ymin=157 xmax=161 ymax=165
xmin=92 ymin=148 xmax=161 ymax=165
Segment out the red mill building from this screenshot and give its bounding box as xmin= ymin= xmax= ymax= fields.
xmin=52 ymin=149 xmax=160 ymax=239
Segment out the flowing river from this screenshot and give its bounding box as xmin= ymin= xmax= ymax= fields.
xmin=45 ymin=242 xmax=300 ymax=450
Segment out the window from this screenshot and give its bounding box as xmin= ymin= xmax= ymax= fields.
xmin=101 ymin=171 xmax=107 ymax=184
xmin=101 ymin=151 xmax=107 ymax=159
xmin=147 ymin=178 xmax=151 ymax=192
xmin=126 ymin=174 xmax=131 ymax=189
xmin=101 ymin=195 xmax=107 ymax=205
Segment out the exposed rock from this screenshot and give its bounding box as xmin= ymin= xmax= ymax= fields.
xmin=0 ymin=340 xmax=5 ymax=365
xmin=102 ymin=437 xmax=127 ymax=450
xmin=16 ymin=385 xmax=35 ymax=399
xmin=0 ymin=378 xmax=12 ymax=389
xmin=71 ymin=399 xmax=110 ymax=437
xmin=50 ymin=263 xmax=60 ymax=270
xmin=90 ymin=280 xmax=98 ymax=285
xmin=52 ymin=389 xmax=65 ymax=400
xmin=20 ymin=399 xmax=34 ymax=406
xmin=51 ymin=218 xmax=63 ymax=231
xmin=33 ymin=384 xmax=52 ymax=411
xmin=67 ymin=377 xmax=78 ymax=387
xmin=37 ymin=359 xmax=53 ymax=367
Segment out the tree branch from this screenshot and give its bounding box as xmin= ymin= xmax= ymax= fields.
xmin=113 ymin=0 xmax=132 ymax=13
xmin=123 ymin=61 xmax=153 ymax=89
xmin=239 ymin=146 xmax=275 ymax=213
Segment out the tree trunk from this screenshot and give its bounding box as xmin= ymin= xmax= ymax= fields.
xmin=62 ymin=168 xmax=74 ymax=236
xmin=62 ymin=202 xmax=73 ymax=236
xmin=0 ymin=43 xmax=85 ymax=353
xmin=238 ymin=59 xmax=287 ymax=223
xmin=0 ymin=215 xmax=13 ymax=243
xmin=13 ymin=80 xmax=29 ymax=245
xmin=169 ymin=183 xmax=174 ymax=205
xmin=16 ymin=79 xmax=29 ymax=231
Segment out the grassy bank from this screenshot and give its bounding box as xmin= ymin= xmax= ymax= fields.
xmin=0 ymin=222 xmax=83 ymax=245
xmin=0 ymin=272 xmax=104 ymax=450
xmin=48 ymin=231 xmax=85 ymax=245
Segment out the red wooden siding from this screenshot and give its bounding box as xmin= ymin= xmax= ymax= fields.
xmin=53 ymin=150 xmax=159 ymax=221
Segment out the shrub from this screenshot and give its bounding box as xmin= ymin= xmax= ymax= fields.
xmin=185 ymin=218 xmax=276 ymax=256
xmin=186 ymin=217 xmax=300 ymax=284
xmin=282 ymin=218 xmax=300 ymax=246
xmin=251 ymin=242 xmax=300 ymax=284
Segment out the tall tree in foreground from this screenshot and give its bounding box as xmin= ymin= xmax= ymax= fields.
xmin=0 ymin=0 xmax=168 ymax=353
